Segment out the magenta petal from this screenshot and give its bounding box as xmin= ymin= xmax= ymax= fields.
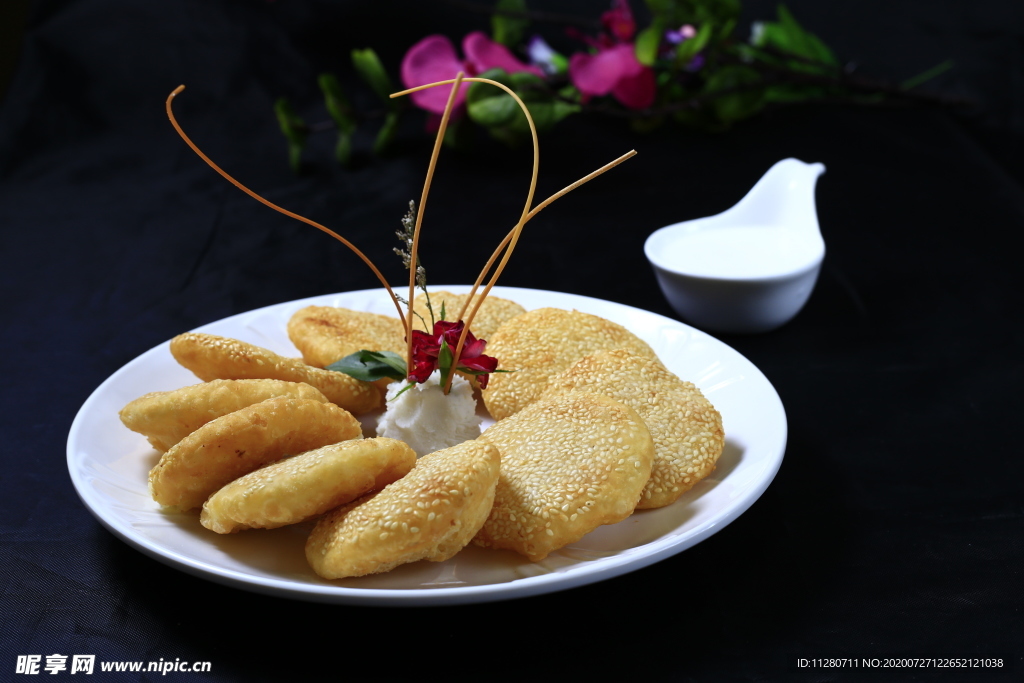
xmin=601 ymin=0 xmax=636 ymax=42
xmin=401 ymin=35 xmax=470 ymax=113
xmin=609 ymin=43 xmax=644 ymax=77
xmin=612 ymin=64 xmax=656 ymax=109
xmin=570 ymin=50 xmax=626 ymax=96
xmin=463 ymin=31 xmax=544 ymax=77
xmin=460 ymin=337 xmax=487 ymax=360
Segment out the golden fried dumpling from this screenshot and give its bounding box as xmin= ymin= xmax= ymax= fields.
xmin=481 ymin=308 xmax=659 ymax=420
xmin=119 ymin=379 xmax=328 ymax=452
xmin=149 ymin=397 xmax=362 ymax=511
xmin=306 ymin=439 xmax=500 ymax=579
xmin=542 ymin=349 xmax=724 ymax=509
xmin=169 ymin=332 xmax=381 ymax=414
xmin=201 ymin=437 xmax=416 ymax=534
xmin=412 ymin=290 xmax=526 ymax=340
xmin=474 ymin=392 xmax=654 ymax=561
xmin=287 ymin=305 xmax=406 ymax=368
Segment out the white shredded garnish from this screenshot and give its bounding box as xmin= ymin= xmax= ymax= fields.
xmin=376 ymin=371 xmax=481 ymax=457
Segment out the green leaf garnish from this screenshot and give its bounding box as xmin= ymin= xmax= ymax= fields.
xmin=437 ymin=338 xmax=454 ymax=387
xmin=327 ymin=350 xmax=407 ymax=382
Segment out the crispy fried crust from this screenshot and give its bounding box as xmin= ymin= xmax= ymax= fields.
xmin=481 ymin=308 xmax=659 ymax=420
xmin=474 ymin=392 xmax=654 ymax=561
xmin=412 ymin=290 xmax=526 ymax=340
xmin=169 ymin=332 xmax=381 ymax=414
xmin=200 ymin=437 xmax=416 ymax=533
xmin=149 ymin=397 xmax=362 ymax=511
xmin=119 ymin=379 xmax=328 ymax=452
xmin=287 ymin=306 xmax=406 ymax=368
xmin=306 ymin=439 xmax=500 ymax=579
xmin=542 ymin=349 xmax=724 ymax=509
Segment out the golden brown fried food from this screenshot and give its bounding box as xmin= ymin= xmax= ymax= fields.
xmin=481 ymin=308 xmax=659 ymax=420
xmin=169 ymin=332 xmax=381 ymax=414
xmin=287 ymin=306 xmax=406 ymax=368
xmin=201 ymin=437 xmax=416 ymax=534
xmin=474 ymin=392 xmax=654 ymax=561
xmin=149 ymin=398 xmax=362 ymax=511
xmin=306 ymin=438 xmax=500 ymax=579
xmin=119 ymin=379 xmax=328 ymax=452
xmin=412 ymin=290 xmax=526 ymax=340
xmin=542 ymin=349 xmax=724 ymax=509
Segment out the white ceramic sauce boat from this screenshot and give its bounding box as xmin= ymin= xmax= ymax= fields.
xmin=645 ymin=158 xmax=826 ymax=333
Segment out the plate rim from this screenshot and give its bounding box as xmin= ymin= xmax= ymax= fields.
xmin=67 ymin=285 xmax=787 ymax=606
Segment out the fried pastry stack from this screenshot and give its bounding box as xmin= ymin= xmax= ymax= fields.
xmin=119 ymin=301 xmax=726 ymax=580
xmin=475 ymin=392 xmax=654 ymax=560
xmin=306 ymin=439 xmax=501 ymax=578
xmin=287 ymin=306 xmax=406 ymax=368
xmin=170 ymin=332 xmax=381 ymax=414
xmin=481 ymin=308 xmax=659 ymax=420
xmin=148 ymin=397 xmax=363 ymax=511
xmin=542 ymin=349 xmax=724 ymax=509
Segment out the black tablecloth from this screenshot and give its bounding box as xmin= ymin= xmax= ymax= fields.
xmin=2 ymin=1 xmax=1022 ymax=680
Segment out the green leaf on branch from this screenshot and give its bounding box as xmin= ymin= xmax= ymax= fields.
xmin=676 ymin=21 xmax=713 ymax=65
xmin=466 ymin=68 xmax=578 ymax=144
xmin=318 ymin=74 xmax=356 ymax=134
xmin=751 ymin=4 xmax=837 ymax=72
xmin=317 ymin=73 xmax=356 ymax=165
xmin=375 ymin=110 xmax=400 ymax=155
xmin=704 ymin=65 xmax=764 ymax=123
xmin=352 ymin=48 xmax=397 ymax=105
xmin=718 ymin=17 xmax=736 ymax=40
xmin=273 ymin=98 xmax=308 ymax=173
xmin=635 ymin=19 xmax=666 ymax=67
xmin=327 ymin=350 xmax=407 ymax=382
xmin=645 ymin=0 xmax=739 ymax=31
xmin=492 ymin=0 xmax=529 ymax=47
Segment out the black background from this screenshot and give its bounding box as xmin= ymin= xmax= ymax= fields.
xmin=1 ymin=1 xmax=1022 ymax=681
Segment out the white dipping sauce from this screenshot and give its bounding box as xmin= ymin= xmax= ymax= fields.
xmin=659 ymin=226 xmax=819 ymax=278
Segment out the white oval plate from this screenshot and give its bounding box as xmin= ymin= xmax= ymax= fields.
xmin=68 ymin=286 xmax=786 ymax=606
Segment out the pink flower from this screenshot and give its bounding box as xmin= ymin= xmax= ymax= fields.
xmin=601 ymin=0 xmax=636 ymax=43
xmin=401 ymin=32 xmax=543 ymax=114
xmin=569 ymin=43 xmax=656 ymax=110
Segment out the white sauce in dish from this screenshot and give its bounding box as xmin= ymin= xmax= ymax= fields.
xmin=657 ymin=225 xmax=820 ymax=278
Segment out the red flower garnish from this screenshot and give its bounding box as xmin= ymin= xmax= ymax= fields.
xmin=409 ymin=320 xmax=499 ymax=388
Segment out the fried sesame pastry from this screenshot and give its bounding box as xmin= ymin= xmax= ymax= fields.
xmin=481 ymin=308 xmax=659 ymax=420
xmin=169 ymin=332 xmax=381 ymax=414
xmin=201 ymin=437 xmax=416 ymax=534
xmin=412 ymin=290 xmax=526 ymax=340
xmin=287 ymin=305 xmax=406 ymax=368
xmin=541 ymin=349 xmax=725 ymax=509
xmin=149 ymin=397 xmax=362 ymax=511
xmin=474 ymin=392 xmax=654 ymax=561
xmin=306 ymin=439 xmax=500 ymax=579
xmin=119 ymin=379 xmax=328 ymax=452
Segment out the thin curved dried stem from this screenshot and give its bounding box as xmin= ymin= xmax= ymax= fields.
xmin=456 ymin=149 xmax=637 ymax=320
xmin=393 ymin=79 xmax=637 ymax=393
xmin=394 ymin=77 xmax=539 ymax=394
xmin=405 ymin=73 xmax=465 ymax=373
xmin=165 ymin=85 xmax=407 ymax=327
